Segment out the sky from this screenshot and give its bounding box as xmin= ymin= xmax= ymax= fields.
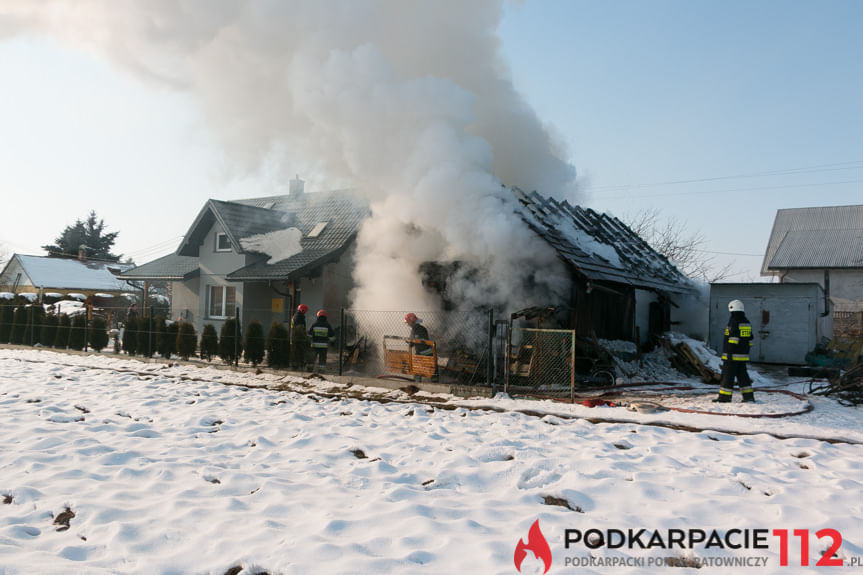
xmin=3 ymin=345 xmax=863 ymax=573
xmin=1 ymin=1 xmax=861 ymax=283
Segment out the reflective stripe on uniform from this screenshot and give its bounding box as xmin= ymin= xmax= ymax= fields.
xmin=741 ymin=387 xmax=754 ymax=394
xmin=718 ymin=388 xmax=733 ymax=395
xmin=731 ymin=354 xmax=749 ymax=361
xmin=739 ymin=324 xmax=752 ymax=337
xmin=727 ymin=337 xmax=740 ymax=344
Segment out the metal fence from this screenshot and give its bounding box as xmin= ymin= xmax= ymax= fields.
xmin=504 ymin=328 xmax=576 ymax=401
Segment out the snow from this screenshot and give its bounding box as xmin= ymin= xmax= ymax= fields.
xmin=12 ymin=255 xmax=135 ymax=292
xmin=2 ymin=347 xmax=863 ymax=574
xmin=18 ymin=292 xmax=37 ymax=302
xmin=240 ymin=227 xmax=303 ymax=264
xmin=66 ymin=293 xmax=86 ymax=301
xmin=1 ymin=292 xmax=15 ymax=300
xmin=47 ymin=300 xmax=86 ymax=316
xmin=552 ymin=213 xmax=623 ymax=267
xmin=93 ymin=293 xmax=114 ymax=298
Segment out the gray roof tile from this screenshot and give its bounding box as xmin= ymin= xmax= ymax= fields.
xmin=762 ymin=205 xmax=863 ymax=272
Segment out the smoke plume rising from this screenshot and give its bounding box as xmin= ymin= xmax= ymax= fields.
xmin=2 ymin=0 xmax=579 ymax=312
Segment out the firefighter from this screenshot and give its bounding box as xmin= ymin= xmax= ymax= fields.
xmin=309 ymin=309 xmax=335 ymax=372
xmin=404 ymin=312 xmax=432 ymax=356
xmin=715 ymin=299 xmax=755 ymax=403
xmin=290 ymin=304 xmax=309 ymax=369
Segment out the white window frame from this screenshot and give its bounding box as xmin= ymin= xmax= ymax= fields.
xmin=215 ymin=232 xmax=232 ymax=252
xmin=208 ymin=285 xmax=236 ymax=319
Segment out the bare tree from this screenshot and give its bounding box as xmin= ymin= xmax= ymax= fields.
xmin=624 ymin=208 xmax=731 ymax=283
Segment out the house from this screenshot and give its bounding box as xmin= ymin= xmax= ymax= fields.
xmin=761 ymin=204 xmax=863 ymax=336
xmin=0 ymin=253 xmax=136 ymax=301
xmin=118 ymin=180 xmax=369 ymax=334
xmin=511 ymin=188 xmax=698 ymax=344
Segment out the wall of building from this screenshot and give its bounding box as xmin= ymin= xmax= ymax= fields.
xmin=780 ymin=269 xmax=863 ymax=312
xmin=171 ymin=278 xmax=200 ymax=326
xmin=0 ymin=258 xmax=31 ymax=292
xmin=197 ymin=223 xmax=248 ymax=333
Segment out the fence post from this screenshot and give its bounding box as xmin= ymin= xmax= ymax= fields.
xmin=504 ymin=319 xmax=512 ymax=395
xmin=339 ymin=308 xmax=345 ymax=376
xmin=148 ymin=308 xmax=153 ymax=358
xmin=487 ymin=308 xmax=494 ymax=393
xmin=234 ymin=306 xmax=240 ymax=367
xmin=570 ymin=329 xmax=576 ymax=404
xmin=28 ymin=305 xmax=34 ymax=347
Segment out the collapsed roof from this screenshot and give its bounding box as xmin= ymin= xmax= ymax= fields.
xmin=512 ymin=187 xmax=694 ymax=293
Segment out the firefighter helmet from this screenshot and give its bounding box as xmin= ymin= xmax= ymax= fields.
xmin=297 ymin=304 xmax=309 ymax=313
xmin=728 ymin=300 xmax=745 ymax=313
xmin=404 ymin=312 xmax=418 ymax=325
xmin=316 ymin=309 xmax=327 ymax=318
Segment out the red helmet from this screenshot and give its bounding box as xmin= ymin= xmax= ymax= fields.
xmin=297 ymin=304 xmax=309 ymax=313
xmin=316 ymin=309 xmax=327 ymax=318
xmin=404 ymin=312 xmax=418 ymax=325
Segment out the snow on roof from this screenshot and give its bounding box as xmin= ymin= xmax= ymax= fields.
xmin=19 ymin=293 xmax=37 ymax=302
xmin=239 ymin=227 xmax=304 ymax=265
xmin=67 ymin=293 xmax=86 ymax=301
xmin=0 ymin=292 xmax=13 ymax=300
xmin=13 ymin=255 xmax=135 ymax=292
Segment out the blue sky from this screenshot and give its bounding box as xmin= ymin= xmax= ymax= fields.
xmin=1 ymin=1 xmax=861 ymax=281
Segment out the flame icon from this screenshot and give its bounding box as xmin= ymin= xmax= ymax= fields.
xmin=514 ymin=519 xmax=552 ymax=574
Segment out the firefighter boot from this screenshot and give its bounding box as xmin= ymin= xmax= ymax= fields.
xmin=712 ymin=396 xmax=731 ymax=403
xmin=742 ymin=391 xmax=755 ymax=402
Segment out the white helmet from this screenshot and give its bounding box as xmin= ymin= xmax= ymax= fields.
xmin=728 ymin=299 xmax=745 ymax=313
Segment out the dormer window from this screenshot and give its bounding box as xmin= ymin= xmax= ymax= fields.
xmin=216 ymin=232 xmax=232 ymax=252
xmin=307 ymin=222 xmax=328 ymax=238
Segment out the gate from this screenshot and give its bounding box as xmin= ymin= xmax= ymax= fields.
xmin=505 ymin=327 xmax=576 ymax=401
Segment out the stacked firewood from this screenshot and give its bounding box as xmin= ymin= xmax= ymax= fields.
xmin=658 ymin=338 xmax=721 ymax=384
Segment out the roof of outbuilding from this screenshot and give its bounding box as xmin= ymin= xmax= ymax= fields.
xmin=1 ymin=254 xmax=136 ymax=292
xmin=512 ymin=188 xmax=693 ymax=293
xmin=762 ymin=205 xmax=863 ymax=273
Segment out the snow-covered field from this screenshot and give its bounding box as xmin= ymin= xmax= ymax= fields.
xmin=2 ymin=347 xmax=863 ymax=574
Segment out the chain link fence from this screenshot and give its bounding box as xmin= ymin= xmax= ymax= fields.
xmin=504 ymin=328 xmax=576 ymax=401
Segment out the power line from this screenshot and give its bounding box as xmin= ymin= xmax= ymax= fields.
xmin=588 ymin=159 xmax=863 ymax=192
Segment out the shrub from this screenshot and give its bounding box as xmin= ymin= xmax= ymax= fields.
xmin=68 ymin=314 xmax=87 ymax=351
xmin=290 ymin=323 xmax=310 ymax=369
xmin=266 ymin=321 xmax=291 ymax=368
xmin=0 ymin=303 xmax=14 ymax=343
xmin=244 ymin=319 xmax=265 ymax=367
xmin=200 ymin=324 xmax=218 ymax=362
xmin=55 ymin=314 xmax=71 ymax=348
xmin=89 ymin=316 xmax=109 ymax=352
xmin=40 ymin=314 xmax=59 ymax=348
xmin=123 ymin=316 xmax=138 ymax=355
xmin=23 ymin=306 xmax=46 ymax=346
xmin=10 ymin=307 xmax=29 ymax=345
xmin=137 ymin=314 xmax=155 ymax=358
xmin=176 ymin=321 xmax=197 ymax=360
xmin=218 ymin=318 xmax=243 ymax=364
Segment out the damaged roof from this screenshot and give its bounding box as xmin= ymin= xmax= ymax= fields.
xmin=762 ymin=205 xmax=863 ymax=273
xmin=512 ymin=187 xmax=693 ymax=293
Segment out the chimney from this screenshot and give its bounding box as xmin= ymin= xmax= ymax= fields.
xmin=78 ymin=245 xmax=87 ymax=261
xmin=290 ymin=175 xmax=305 ymax=197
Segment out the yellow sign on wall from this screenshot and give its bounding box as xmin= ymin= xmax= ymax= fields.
xmin=271 ymin=298 xmax=284 ymax=313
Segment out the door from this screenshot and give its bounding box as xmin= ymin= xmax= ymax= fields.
xmin=756 ymin=297 xmax=813 ymax=364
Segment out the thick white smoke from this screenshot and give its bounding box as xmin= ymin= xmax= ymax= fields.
xmin=2 ymin=0 xmax=579 ymax=312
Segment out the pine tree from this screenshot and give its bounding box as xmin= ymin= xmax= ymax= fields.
xmin=176 ymin=321 xmax=197 ymax=360
xmin=159 ymin=321 xmax=178 ymax=359
xmin=89 ymin=316 xmax=109 ymax=352
xmin=200 ymin=324 xmax=218 ymax=361
xmin=266 ymin=321 xmax=290 ymax=368
xmin=55 ymin=314 xmax=71 ymax=348
xmin=137 ymin=314 xmax=155 ymax=358
xmin=218 ymin=318 xmax=243 ymax=364
xmin=22 ymin=306 xmax=45 ymax=346
xmin=244 ymin=319 xmax=265 ymax=366
xmin=123 ymin=316 xmax=138 ymax=355
xmin=42 ymin=210 xmax=121 ymax=262
xmin=68 ymin=314 xmax=87 ymax=351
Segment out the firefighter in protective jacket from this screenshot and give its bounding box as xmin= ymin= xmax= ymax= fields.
xmin=715 ymin=299 xmax=755 ymax=403
xmin=309 ymin=309 xmax=335 ymax=371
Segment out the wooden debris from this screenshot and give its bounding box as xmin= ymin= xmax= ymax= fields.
xmin=659 ymin=338 xmax=720 ymax=384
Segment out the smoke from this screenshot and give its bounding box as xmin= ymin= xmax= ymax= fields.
xmin=3 ymin=0 xmax=579 ymax=312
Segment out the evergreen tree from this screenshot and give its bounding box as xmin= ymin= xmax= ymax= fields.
xmin=159 ymin=321 xmax=179 ymax=359
xmin=218 ymin=318 xmax=243 ymax=364
xmin=40 ymin=314 xmax=59 ymax=348
xmin=0 ymin=303 xmax=15 ymax=343
xmin=89 ymin=316 xmax=109 ymax=352
xmin=200 ymin=324 xmax=218 ymax=361
xmin=42 ymin=210 xmax=121 ymax=262
xmin=123 ymin=316 xmax=138 ymax=355
xmin=55 ymin=314 xmax=71 ymax=348
xmin=22 ymin=306 xmax=45 ymax=346
xmin=266 ymin=320 xmax=290 ymax=368
xmin=68 ymin=314 xmax=87 ymax=351
xmin=176 ymin=321 xmax=197 ymax=360
xmin=137 ymin=313 xmax=155 ymax=358
xmin=153 ymin=316 xmax=167 ymax=357
xmin=10 ymin=307 xmax=27 ymax=345
xmin=244 ymin=319 xmax=265 ymax=366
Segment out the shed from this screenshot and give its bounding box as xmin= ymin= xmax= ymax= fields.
xmin=709 ymin=283 xmax=828 ymax=364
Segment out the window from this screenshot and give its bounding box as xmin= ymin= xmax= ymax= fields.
xmin=209 ymin=285 xmax=236 ymax=318
xmin=216 ymin=232 xmax=232 ymax=252
xmin=307 ymin=222 xmax=328 ymax=238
